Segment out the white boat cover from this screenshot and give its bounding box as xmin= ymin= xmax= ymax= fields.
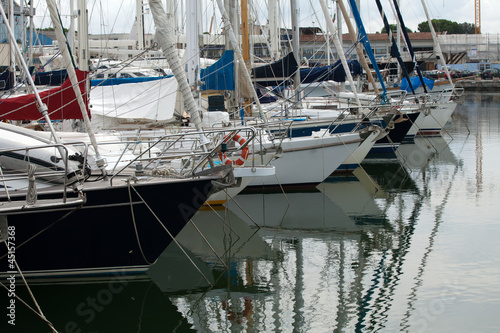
xmin=89 ymin=76 xmax=178 ymax=124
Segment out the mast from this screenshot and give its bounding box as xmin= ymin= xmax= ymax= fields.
xmin=335 ymin=0 xmax=341 ymax=89
xmin=20 ymin=0 xmax=25 ymax=66
xmin=136 ymin=0 xmax=145 ymax=50
xmin=396 ymin=0 xmax=401 ymax=80
xmin=223 ymin=0 xmax=239 ymax=115
xmin=374 ymin=0 xmax=415 ymax=96
xmin=185 ymin=0 xmax=201 ymax=106
xmin=47 ymin=0 xmax=108 ymax=175
xmin=8 ymin=0 xmax=15 ymax=86
xmin=391 ymin=0 xmax=428 ymax=93
xmin=185 ymin=0 xmax=199 ymax=86
xmin=213 ymin=0 xmax=273 ymax=135
xmin=290 ymin=0 xmax=301 ymax=106
xmin=319 ymin=0 xmax=361 ymax=106
xmin=241 ymin=0 xmax=252 ymax=116
xmin=347 ymin=0 xmax=388 ymax=103
xmin=148 ymin=0 xmax=212 ymax=150
xmin=77 ymin=0 xmax=88 ymax=71
xmin=29 ymin=0 xmax=34 ymax=67
xmin=268 ymin=0 xmax=280 ymax=60
xmin=69 ymin=0 xmax=75 ymax=56
xmin=337 ymin=0 xmax=379 ymax=94
xmin=241 ymin=0 xmax=250 ymax=65
xmin=420 ymin=0 xmax=454 ymax=88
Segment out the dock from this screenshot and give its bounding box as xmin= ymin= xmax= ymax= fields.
xmin=455 ymin=78 xmax=500 ymax=91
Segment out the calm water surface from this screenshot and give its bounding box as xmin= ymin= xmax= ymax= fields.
xmin=2 ymin=92 xmax=500 ymax=332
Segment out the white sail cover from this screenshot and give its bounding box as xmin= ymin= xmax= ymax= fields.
xmin=89 ymin=76 xmax=178 ymax=125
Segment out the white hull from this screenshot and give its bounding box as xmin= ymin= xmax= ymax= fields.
xmin=337 ymin=126 xmax=385 ymax=172
xmin=205 ymin=166 xmax=275 ymax=205
xmin=412 ymin=101 xmax=457 ymax=135
xmin=249 ymin=132 xmax=362 ymax=187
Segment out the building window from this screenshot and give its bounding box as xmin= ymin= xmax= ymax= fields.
xmin=479 ymin=63 xmax=490 ymax=71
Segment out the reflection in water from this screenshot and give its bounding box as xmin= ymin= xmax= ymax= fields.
xmin=3 ymin=92 xmax=500 ymax=332
xmin=165 ymin=168 xmax=428 ymax=332
xmin=1 ymin=158 xmax=456 ymax=332
xmin=0 ymin=276 xmax=196 ymax=332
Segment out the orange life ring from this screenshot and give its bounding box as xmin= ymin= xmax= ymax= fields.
xmin=218 ymin=134 xmax=249 ymax=166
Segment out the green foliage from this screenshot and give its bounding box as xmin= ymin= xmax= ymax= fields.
xmin=417 ymin=19 xmax=475 ymax=34
xmin=380 ymin=24 xmax=413 ymax=34
xmin=27 ymin=27 xmax=69 ymax=33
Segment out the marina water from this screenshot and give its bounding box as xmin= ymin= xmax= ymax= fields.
xmin=2 ymin=92 xmax=499 ymax=332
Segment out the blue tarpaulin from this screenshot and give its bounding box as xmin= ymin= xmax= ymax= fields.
xmin=401 ymin=76 xmax=434 ymax=92
xmin=200 ymin=50 xmax=235 ymax=91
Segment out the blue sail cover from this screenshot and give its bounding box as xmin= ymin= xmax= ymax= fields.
xmin=252 ymin=52 xmax=298 ymax=87
xmin=300 ymin=60 xmax=361 ymax=83
xmin=401 ymin=77 xmax=434 ymax=92
xmin=33 ymin=69 xmax=69 ymax=86
xmin=0 ymin=70 xmax=13 ymax=90
xmin=200 ymin=50 xmax=235 ymax=91
xmin=91 ymin=76 xmax=171 ymax=87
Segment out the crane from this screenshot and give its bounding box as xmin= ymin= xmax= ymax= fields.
xmin=475 ymin=0 xmax=481 ymax=34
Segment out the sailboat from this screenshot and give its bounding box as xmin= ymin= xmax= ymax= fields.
xmin=0 ymin=1 xmax=229 ymax=278
xmin=346 ymin=0 xmax=458 ymax=137
xmin=238 ymin=0 xmax=417 ymax=166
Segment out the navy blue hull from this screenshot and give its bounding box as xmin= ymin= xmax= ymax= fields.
xmin=368 ymin=112 xmax=419 ymax=156
xmin=0 ymin=177 xmax=214 ymax=277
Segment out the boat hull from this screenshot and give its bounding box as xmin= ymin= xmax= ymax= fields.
xmin=368 ymin=111 xmax=420 ymax=156
xmin=0 ymin=176 xmax=215 ymax=278
xmin=248 ymin=133 xmax=362 ymax=187
xmin=413 ymin=101 xmax=457 ymax=136
xmin=335 ymin=126 xmax=384 ymax=173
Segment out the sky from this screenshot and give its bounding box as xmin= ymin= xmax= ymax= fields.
xmin=30 ymin=0 xmax=500 ymax=36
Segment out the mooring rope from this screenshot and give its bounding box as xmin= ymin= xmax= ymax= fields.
xmin=127 ymin=180 xmax=213 ymax=286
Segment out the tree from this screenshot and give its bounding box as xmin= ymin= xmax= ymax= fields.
xmin=381 ymin=24 xmax=413 ymax=34
xmin=457 ymin=22 xmax=475 ymax=34
xmin=417 ymin=19 xmax=474 ymax=34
